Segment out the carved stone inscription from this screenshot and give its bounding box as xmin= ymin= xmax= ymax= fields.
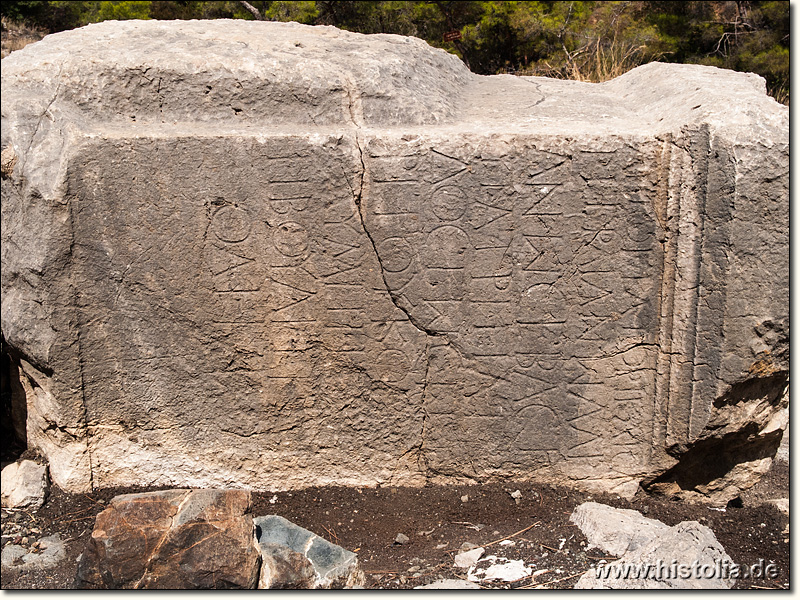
xmin=70 ymin=134 xmax=428 ymax=488
xmin=364 ymin=136 xmax=664 ymax=484
xmin=67 ymin=132 xmax=668 ymax=489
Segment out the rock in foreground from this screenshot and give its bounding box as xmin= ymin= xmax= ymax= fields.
xmin=576 ymin=521 xmax=734 ymax=589
xmin=1 ymin=534 xmax=65 ymax=572
xmin=75 ymin=489 xmax=260 ymax=589
xmin=572 ymin=502 xmax=734 ymax=589
xmin=0 ymin=20 xmax=788 ymax=502
xmin=416 ymin=578 xmax=482 ymax=589
xmin=1 ymin=461 xmax=48 ymax=510
xmin=254 ymin=515 xmax=364 ymax=589
xmin=570 ymin=502 xmax=669 ymax=556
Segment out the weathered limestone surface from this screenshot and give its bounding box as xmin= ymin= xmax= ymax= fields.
xmin=1 ymin=460 xmax=49 ymax=509
xmin=575 ymin=520 xmax=734 ymax=589
xmin=570 ymin=502 xmax=669 ymax=556
xmin=0 ymin=21 xmax=788 ymax=501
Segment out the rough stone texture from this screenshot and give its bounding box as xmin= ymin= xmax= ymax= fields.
xmin=75 ymin=489 xmax=260 ymax=589
xmin=257 ymin=543 xmax=317 ymax=589
xmin=575 ymin=521 xmax=734 ymax=589
xmin=766 ymin=498 xmax=788 ymax=516
xmin=775 ymin=408 xmax=789 ymax=463
xmin=0 ymin=20 xmax=788 ymax=500
xmin=1 ymin=460 xmax=48 ymax=509
xmin=254 ymin=515 xmax=364 ymax=589
xmin=570 ymin=501 xmax=669 ymax=556
xmin=1 ymin=534 xmax=65 ymax=571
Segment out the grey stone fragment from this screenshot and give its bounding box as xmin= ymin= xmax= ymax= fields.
xmin=570 ymin=502 xmax=670 ymax=556
xmin=1 ymin=534 xmax=66 ymax=571
xmin=575 ymin=521 xmax=734 ymax=589
xmin=394 ymin=533 xmax=410 ymax=545
xmin=254 ymin=515 xmax=365 ymax=589
xmin=0 ymin=20 xmax=788 ymax=501
xmin=415 ymin=578 xmax=482 ymax=589
xmin=776 ymin=416 xmax=789 ymax=464
xmin=258 ymin=543 xmax=316 ymax=589
xmin=1 ymin=544 xmax=27 ymax=568
xmin=1 ymin=460 xmax=48 ymax=509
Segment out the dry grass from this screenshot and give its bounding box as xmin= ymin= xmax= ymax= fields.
xmin=1 ymin=16 xmax=46 ymax=59
xmin=517 ymin=34 xmax=665 ymax=84
xmin=768 ymin=85 xmax=789 ymax=106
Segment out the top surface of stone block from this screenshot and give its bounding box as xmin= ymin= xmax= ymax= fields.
xmin=0 ymin=19 xmax=786 ymax=136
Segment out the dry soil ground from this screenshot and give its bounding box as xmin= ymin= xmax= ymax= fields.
xmin=1 ymin=446 xmax=789 ymax=590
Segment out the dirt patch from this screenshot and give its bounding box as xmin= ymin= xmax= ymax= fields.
xmin=1 ymin=457 xmax=788 ymax=590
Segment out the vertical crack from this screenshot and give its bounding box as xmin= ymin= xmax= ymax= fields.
xmin=20 ymin=63 xmax=64 ymax=178
xmin=416 ymin=337 xmax=433 ymax=481
xmin=342 ymin=78 xmax=438 ymax=481
xmin=67 ymin=189 xmax=94 ymax=492
xmin=350 ymin=135 xmax=442 ymax=339
xmin=156 ymin=77 xmax=164 ymax=120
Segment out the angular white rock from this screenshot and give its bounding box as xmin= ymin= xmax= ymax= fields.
xmin=454 ymin=547 xmax=485 ymax=568
xmin=415 ymin=578 xmax=482 ymax=589
xmin=468 ymin=556 xmax=532 ymax=582
xmin=1 ymin=460 xmax=48 ymax=509
xmin=575 ymin=521 xmax=734 ymax=589
xmin=570 ymin=502 xmax=670 ymax=556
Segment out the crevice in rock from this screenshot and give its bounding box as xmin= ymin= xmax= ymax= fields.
xmin=67 ymin=189 xmax=95 ymax=491
xmin=518 ymin=77 xmax=546 ymax=109
xmin=133 ymin=491 xmax=188 ymax=589
xmin=356 ymin=142 xmax=434 ymax=481
xmin=643 ymin=425 xmax=784 ymax=497
xmin=340 ymin=74 xmax=441 ymax=340
xmin=0 ymin=337 xmax=28 ymax=463
xmin=350 ymin=142 xmax=442 ymax=340
xmin=642 ymin=373 xmax=788 ymax=501
xmin=391 ymin=336 xmax=434 ymax=484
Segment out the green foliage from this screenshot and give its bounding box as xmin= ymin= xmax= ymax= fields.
xmin=265 ymin=1 xmax=318 ymax=23
xmin=95 ymin=1 xmax=152 ymax=21
xmin=0 ymin=0 xmax=788 ymax=103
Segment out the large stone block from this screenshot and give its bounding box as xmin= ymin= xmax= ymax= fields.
xmin=0 ymin=21 xmax=788 ymax=502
